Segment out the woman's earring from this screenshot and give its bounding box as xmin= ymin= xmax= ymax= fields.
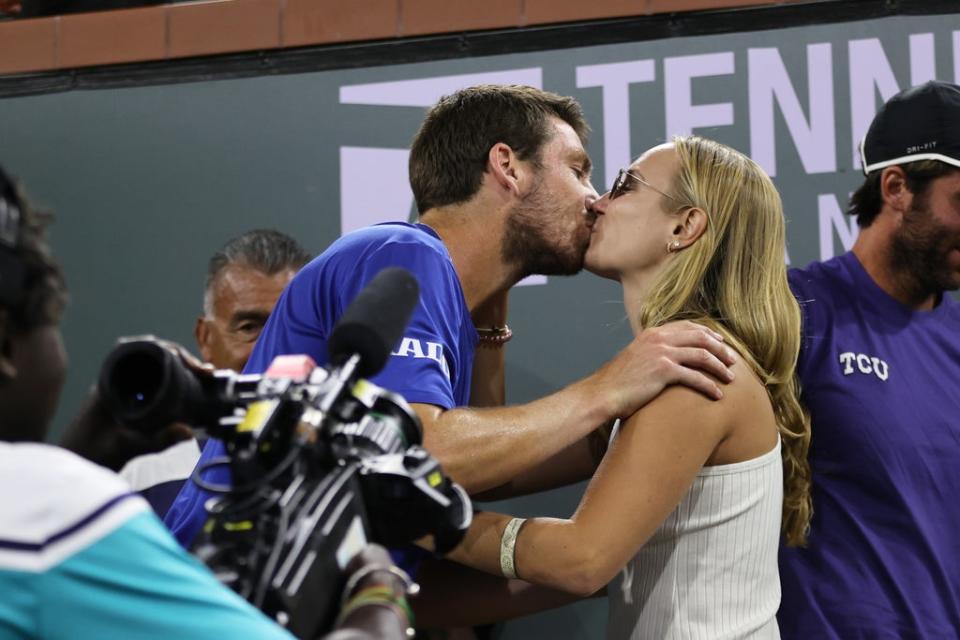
xmin=667 ymin=240 xmax=681 ymax=252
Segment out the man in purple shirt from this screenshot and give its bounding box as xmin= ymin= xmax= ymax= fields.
xmin=779 ymin=81 xmax=960 ymax=639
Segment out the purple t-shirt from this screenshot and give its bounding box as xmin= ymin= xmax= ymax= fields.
xmin=778 ymin=251 xmax=960 ymax=639
xmin=164 ymin=222 xmax=477 ymax=549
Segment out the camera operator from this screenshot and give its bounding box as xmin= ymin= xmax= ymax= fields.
xmin=118 ymin=229 xmax=310 ymax=517
xmin=0 ymin=165 xmax=410 ymax=640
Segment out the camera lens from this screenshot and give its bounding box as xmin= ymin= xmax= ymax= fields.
xmin=107 ymin=349 xmax=165 ymax=412
xmin=99 ymin=339 xmax=208 ymax=432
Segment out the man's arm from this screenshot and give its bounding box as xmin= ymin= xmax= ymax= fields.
xmin=469 ymin=345 xmax=506 ymax=407
xmin=416 ymin=321 xmax=736 ymax=494
xmin=469 ymin=291 xmax=508 ymax=407
xmin=472 ymin=429 xmax=606 ymax=502
xmin=441 ymin=376 xmax=733 ymax=596
xmin=413 ymin=558 xmax=583 ymax=629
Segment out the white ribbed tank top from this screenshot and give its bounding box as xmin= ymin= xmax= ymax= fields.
xmin=607 ymin=424 xmax=783 ymax=640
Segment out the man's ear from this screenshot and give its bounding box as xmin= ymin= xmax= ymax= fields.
xmin=486 ymin=143 xmax=524 ymax=197
xmin=880 ymin=166 xmax=912 ymax=214
xmin=0 ymin=309 xmax=17 ymax=383
xmin=671 ymin=206 xmax=709 ymax=250
xmin=194 ymin=316 xmax=213 ymax=364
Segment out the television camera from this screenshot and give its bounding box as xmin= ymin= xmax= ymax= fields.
xmin=98 ymin=268 xmax=472 ymax=638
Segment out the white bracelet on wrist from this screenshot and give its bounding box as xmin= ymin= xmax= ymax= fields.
xmin=499 ymin=517 xmax=527 ymax=579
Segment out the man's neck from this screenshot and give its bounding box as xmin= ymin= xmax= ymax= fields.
xmin=852 ymin=226 xmax=940 ymax=311
xmin=419 ymin=204 xmax=520 ymax=312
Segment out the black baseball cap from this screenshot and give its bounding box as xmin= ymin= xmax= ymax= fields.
xmin=859 ymin=80 xmax=960 ymax=175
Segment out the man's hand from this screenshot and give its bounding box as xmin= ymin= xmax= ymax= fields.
xmin=59 ymin=338 xmax=210 ymax=471
xmin=586 ymin=320 xmax=737 ymax=419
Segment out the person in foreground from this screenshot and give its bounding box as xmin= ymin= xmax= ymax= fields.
xmin=0 ymin=166 xmax=410 ymax=640
xmin=438 ymin=136 xmax=812 ymax=638
xmin=778 ymin=80 xmax=960 ymax=638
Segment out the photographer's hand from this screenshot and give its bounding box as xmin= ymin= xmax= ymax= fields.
xmin=59 ymin=338 xmax=210 ymax=471
xmin=323 ymin=544 xmax=414 ymax=640
xmin=59 ymin=388 xmax=193 ymax=471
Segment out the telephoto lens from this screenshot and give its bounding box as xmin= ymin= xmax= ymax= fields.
xmin=97 ymin=338 xmax=229 ymax=432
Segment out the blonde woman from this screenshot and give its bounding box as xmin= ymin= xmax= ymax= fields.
xmin=433 ymin=136 xmax=812 ymax=638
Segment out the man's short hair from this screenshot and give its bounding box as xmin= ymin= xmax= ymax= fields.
xmin=203 ymin=229 xmax=311 ymax=315
xmin=408 ymin=85 xmax=590 ymax=214
xmin=0 ymin=168 xmax=67 ymax=334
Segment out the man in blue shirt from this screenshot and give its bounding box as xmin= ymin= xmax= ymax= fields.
xmin=166 ymin=85 xmax=740 ymax=549
xmin=779 ymin=81 xmax=960 ymax=638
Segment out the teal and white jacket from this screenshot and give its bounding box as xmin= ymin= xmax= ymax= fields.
xmin=0 ymin=442 xmax=293 ymax=640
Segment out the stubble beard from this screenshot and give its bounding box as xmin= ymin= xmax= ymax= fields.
xmin=501 ymin=177 xmax=589 ymax=279
xmin=889 ymin=197 xmax=960 ymax=297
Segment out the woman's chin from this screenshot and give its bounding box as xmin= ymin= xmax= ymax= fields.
xmin=584 ymin=258 xmax=621 ymax=282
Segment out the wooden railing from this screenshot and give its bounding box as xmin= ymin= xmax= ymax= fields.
xmin=0 ymin=0 xmax=806 ymax=75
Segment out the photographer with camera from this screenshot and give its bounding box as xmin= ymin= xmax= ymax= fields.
xmin=118 ymin=228 xmax=310 ymax=518
xmin=95 ymin=266 xmax=471 ymax=638
xmin=0 ymin=165 xmax=411 ymax=640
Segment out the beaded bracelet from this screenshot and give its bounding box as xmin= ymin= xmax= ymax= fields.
xmin=340 ymin=585 xmax=415 ymax=625
xmin=340 ymin=563 xmax=419 ymax=606
xmin=336 ymin=594 xmax=414 ymax=638
xmin=337 ymin=564 xmax=418 ymax=636
xmin=476 ymin=324 xmax=513 ymax=346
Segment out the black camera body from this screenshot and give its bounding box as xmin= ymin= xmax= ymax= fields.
xmin=98 ymin=268 xmax=472 ymax=639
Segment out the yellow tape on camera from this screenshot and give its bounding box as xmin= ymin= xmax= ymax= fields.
xmin=352 ymin=379 xmax=378 ymax=406
xmin=223 ymin=520 xmax=254 ymax=532
xmin=238 ymin=399 xmax=278 ymax=433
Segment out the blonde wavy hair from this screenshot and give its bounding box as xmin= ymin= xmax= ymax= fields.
xmin=638 ymin=136 xmax=812 ymax=546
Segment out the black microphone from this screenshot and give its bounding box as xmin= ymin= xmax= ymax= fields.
xmin=328 ymin=267 xmax=420 ymax=378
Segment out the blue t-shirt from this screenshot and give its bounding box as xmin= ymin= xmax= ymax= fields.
xmin=165 ymin=222 xmax=477 ymax=549
xmin=778 ymin=251 xmax=960 ymax=639
xmin=0 ymin=443 xmax=293 ymax=640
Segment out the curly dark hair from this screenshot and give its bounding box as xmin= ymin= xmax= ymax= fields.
xmin=0 ymin=171 xmax=67 ymax=334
